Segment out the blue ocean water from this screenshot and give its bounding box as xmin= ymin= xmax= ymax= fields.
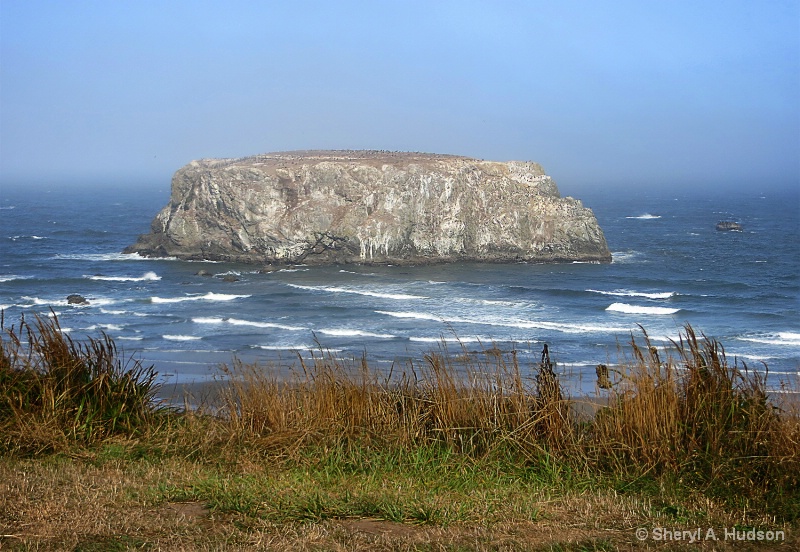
xmin=1 ymin=183 xmax=798 ymax=394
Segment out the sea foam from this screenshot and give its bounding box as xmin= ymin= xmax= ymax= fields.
xmin=587 ymin=288 xmax=675 ymax=300
xmin=738 ymin=332 xmax=800 ymax=347
xmin=21 ymin=295 xmax=116 ymax=308
xmin=626 ymin=214 xmax=662 ymax=219
xmin=409 ymin=335 xmax=489 ymax=343
xmin=375 ymin=310 xmax=631 ymax=334
xmin=318 ymin=328 xmax=396 ymax=339
xmin=287 ymin=283 xmax=425 ymax=300
xmin=163 ymin=335 xmax=203 ymax=341
xmin=611 ymin=251 xmax=644 ymax=264
xmin=192 ymin=317 xmax=305 ymax=331
xmin=606 ymin=302 xmax=680 ymax=315
xmin=151 ymin=292 xmax=250 ymax=303
xmin=55 ymin=252 xmax=168 ymax=261
xmin=84 ymin=324 xmax=124 ymax=332
xmin=86 ymin=271 xmax=161 ymax=282
xmin=0 ymin=275 xmax=31 ymax=283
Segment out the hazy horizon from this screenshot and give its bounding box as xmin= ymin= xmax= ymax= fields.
xmin=1 ymin=1 xmax=798 ymax=195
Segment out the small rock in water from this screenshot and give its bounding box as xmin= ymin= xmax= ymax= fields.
xmin=716 ymin=221 xmax=743 ymax=232
xmin=67 ymin=294 xmax=89 ymax=305
xmin=196 ymin=270 xmax=213 ymax=277
xmin=221 ymin=274 xmax=239 ymax=282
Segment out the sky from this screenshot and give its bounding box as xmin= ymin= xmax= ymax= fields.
xmin=1 ymin=0 xmax=798 ymax=194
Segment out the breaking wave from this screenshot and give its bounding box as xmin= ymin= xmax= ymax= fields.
xmin=737 ymin=332 xmax=800 ymax=347
xmin=86 ymin=271 xmax=161 ymax=282
xmin=318 ymin=328 xmax=396 ymax=339
xmin=0 ymin=275 xmax=31 ymax=283
xmin=626 ymin=213 xmax=661 ymax=219
xmin=606 ymin=302 xmax=680 ymax=315
xmin=587 ymin=288 xmax=675 ymax=300
xmin=375 ymin=310 xmax=632 ymax=334
xmin=287 ymin=283 xmax=426 ymax=300
xmin=192 ymin=316 xmax=305 ymax=331
xmin=151 ymin=292 xmax=250 ymax=303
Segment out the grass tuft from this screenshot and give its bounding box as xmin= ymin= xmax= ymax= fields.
xmin=0 ymin=311 xmax=161 ymax=453
xmin=587 ymin=325 xmax=799 ymax=516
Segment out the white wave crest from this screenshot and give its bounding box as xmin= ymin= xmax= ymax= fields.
xmin=151 ymin=292 xmax=250 ymax=304
xmin=318 ymin=328 xmax=396 ymax=339
xmin=116 ymin=336 xmax=143 ymax=341
xmin=736 ymin=354 xmax=776 ymax=361
xmin=611 ymin=251 xmax=644 ymax=264
xmin=163 ymin=334 xmax=203 ymax=341
xmin=191 ymin=316 xmax=305 ymax=331
xmin=10 ymin=235 xmax=47 ymax=240
xmin=227 ymin=318 xmax=305 ymax=331
xmin=587 ymin=288 xmax=675 ymax=300
xmin=0 ymin=275 xmax=31 ymax=282
xmin=376 ymin=310 xmax=631 ymax=334
xmin=375 ymin=310 xmax=443 ymax=321
xmin=409 ymin=336 xmax=489 ymax=343
xmin=84 ymin=324 xmax=124 ymax=331
xmin=339 ymin=269 xmax=376 ymax=276
xmin=738 ymin=332 xmax=800 ymax=347
xmin=86 ymin=271 xmax=161 ymax=282
xmin=257 ymin=344 xmax=309 ymax=350
xmin=22 ymin=296 xmax=118 ymax=308
xmin=55 ymin=252 xmax=172 ymax=261
xmin=606 ymin=302 xmax=680 ymax=315
xmin=626 ymin=213 xmax=661 ymax=219
xmin=647 ymin=334 xmax=681 ymax=343
xmin=192 ymin=317 xmax=226 ymax=324
xmin=287 ymin=283 xmax=425 ymax=300
xmin=507 ymin=319 xmax=633 ymax=334
xmin=22 ymin=296 xmax=76 ymax=307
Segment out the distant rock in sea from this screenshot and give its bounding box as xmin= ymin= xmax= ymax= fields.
xmin=67 ymin=294 xmax=88 ymax=305
xmin=126 ymin=150 xmax=612 ymax=265
xmin=716 ymin=221 xmax=743 ymax=232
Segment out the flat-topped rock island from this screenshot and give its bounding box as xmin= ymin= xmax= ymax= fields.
xmin=126 ymin=150 xmax=611 ymax=265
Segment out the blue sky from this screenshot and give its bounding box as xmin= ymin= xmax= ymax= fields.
xmin=1 ymin=0 xmax=798 ymax=192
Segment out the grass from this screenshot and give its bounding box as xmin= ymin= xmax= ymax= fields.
xmin=0 ymin=311 xmax=161 ymax=454
xmin=1 ymin=312 xmax=798 ymax=550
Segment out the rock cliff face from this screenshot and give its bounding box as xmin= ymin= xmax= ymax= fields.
xmin=126 ymin=151 xmax=611 ymax=265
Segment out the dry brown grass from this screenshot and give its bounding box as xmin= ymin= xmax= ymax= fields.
xmin=0 ymin=311 xmax=160 ymax=454
xmin=217 ymin=340 xmax=574 ymax=459
xmin=588 ymin=326 xmax=798 ymax=515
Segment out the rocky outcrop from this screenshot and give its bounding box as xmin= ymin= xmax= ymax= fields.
xmin=716 ymin=221 xmax=743 ymax=232
xmin=125 ymin=151 xmax=611 ymax=265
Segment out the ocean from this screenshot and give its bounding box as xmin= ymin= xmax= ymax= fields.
xmin=1 ymin=183 xmax=798 ymax=395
